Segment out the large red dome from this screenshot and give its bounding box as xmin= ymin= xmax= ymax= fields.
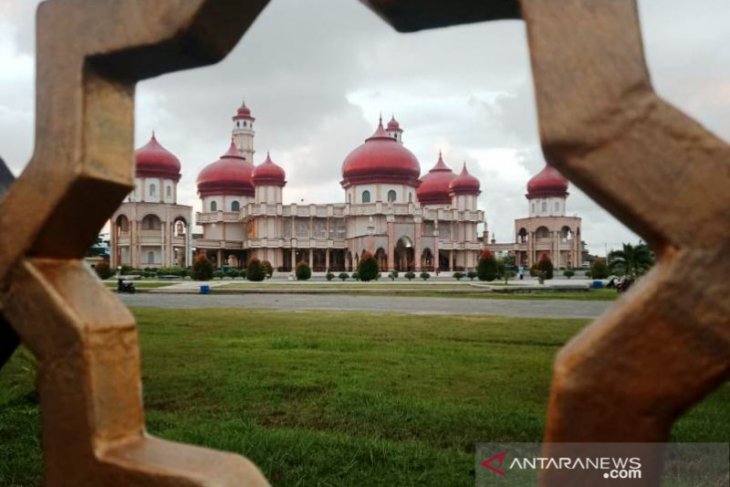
xmin=449 ymin=163 xmax=481 ymax=195
xmin=526 ymin=164 xmax=568 ymax=199
xmin=416 ymin=153 xmax=455 ymax=205
xmin=252 ymin=152 xmax=286 ymax=187
xmin=341 ymin=120 xmax=420 ymax=188
xmin=134 ymin=133 xmax=181 ymax=181
xmin=197 ymin=141 xmax=255 ymax=198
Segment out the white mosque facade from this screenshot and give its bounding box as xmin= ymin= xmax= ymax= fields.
xmin=110 ymin=102 xmax=582 ymax=272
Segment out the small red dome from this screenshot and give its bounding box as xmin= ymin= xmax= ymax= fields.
xmin=197 ymin=141 xmax=255 ymax=198
xmin=253 ymin=152 xmax=286 ymax=187
xmin=134 ymin=133 xmax=181 ymax=181
xmin=526 ymin=164 xmax=568 ymax=199
xmin=341 ymin=120 xmax=420 ymax=187
xmin=417 ymin=152 xmax=456 ymax=205
xmin=450 ymin=163 xmax=481 ymax=195
xmin=386 ymin=115 xmax=401 ymax=132
xmin=233 ymin=101 xmax=255 ymax=121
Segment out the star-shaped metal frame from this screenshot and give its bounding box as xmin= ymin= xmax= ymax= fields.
xmin=1 ymin=0 xmax=727 ymax=485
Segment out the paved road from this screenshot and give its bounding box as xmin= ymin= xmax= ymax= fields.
xmin=120 ymin=293 xmax=611 ymax=319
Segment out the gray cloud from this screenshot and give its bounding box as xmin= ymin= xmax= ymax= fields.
xmin=2 ymin=0 xmax=728 ymax=254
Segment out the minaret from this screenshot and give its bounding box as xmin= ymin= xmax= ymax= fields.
xmin=232 ymin=100 xmax=255 ymax=162
xmin=386 ymin=115 xmax=403 ymax=144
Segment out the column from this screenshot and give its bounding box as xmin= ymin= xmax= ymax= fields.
xmin=184 ymin=224 xmax=191 ymax=267
xmin=130 ymin=221 xmax=137 ymax=268
xmin=387 ymin=221 xmax=395 ymax=270
xmin=414 ymin=221 xmax=422 ymax=272
xmin=308 ymin=248 xmax=313 ymax=268
xmin=449 ymin=249 xmax=454 ymax=271
xmin=217 ymin=249 xmax=223 ymax=268
xmin=291 ymin=247 xmax=296 ymax=269
xmin=325 ymin=249 xmax=330 ymax=270
xmin=110 ymin=222 xmax=117 ymax=268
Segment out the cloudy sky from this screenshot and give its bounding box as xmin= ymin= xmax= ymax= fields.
xmin=2 ymin=0 xmax=729 ymax=255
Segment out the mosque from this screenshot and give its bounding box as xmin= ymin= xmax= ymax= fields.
xmin=110 ymin=101 xmax=582 ymax=273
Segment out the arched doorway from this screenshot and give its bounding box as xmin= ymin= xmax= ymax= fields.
xmin=421 ymin=248 xmax=434 ymax=271
xmin=375 ymin=247 xmax=387 ymax=271
xmin=394 ymin=237 xmax=414 ymax=271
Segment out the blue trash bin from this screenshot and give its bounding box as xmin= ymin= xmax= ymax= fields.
xmin=591 ymin=280 xmax=603 ymax=289
xmin=200 ymin=284 xmax=211 ymax=294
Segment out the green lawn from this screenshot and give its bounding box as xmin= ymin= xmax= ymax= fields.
xmin=1 ymin=309 xmax=727 ymax=486
xmin=103 ymin=281 xmax=175 ymax=290
xmin=218 ymin=282 xmax=618 ymax=301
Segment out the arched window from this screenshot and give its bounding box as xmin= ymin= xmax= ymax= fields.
xmin=147 ymin=251 xmax=155 ymax=264
xmin=210 ymin=201 xmax=218 ymax=212
xmin=541 ymin=201 xmax=547 ymax=212
xmin=348 ymin=193 xmax=351 ymax=204
xmin=554 ymin=201 xmax=560 ymax=212
xmin=149 ymin=183 xmax=156 ymax=197
xmin=362 ymin=190 xmax=371 ymax=203
xmin=408 ymin=192 xmax=413 ymax=203
xmin=141 ymin=214 xmax=161 ymax=231
xmin=231 ymin=200 xmax=240 ymax=212
xmin=387 ymin=190 xmax=397 ymax=202
xmin=166 ymin=185 xmax=172 ymax=198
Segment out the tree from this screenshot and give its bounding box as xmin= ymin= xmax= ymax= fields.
xmin=338 ymin=272 xmax=349 ymax=281
xmin=608 ymin=242 xmax=653 ymax=277
xmin=94 ymin=260 xmax=112 ymax=279
xmin=536 ymin=253 xmax=554 ymax=280
xmin=404 ymin=271 xmax=415 ymax=281
xmin=261 ymin=259 xmax=274 ymax=279
xmin=247 ymin=258 xmax=266 ymax=281
xmin=563 ymin=268 xmax=575 ymax=279
xmin=477 ymin=249 xmax=498 ymax=281
xmin=192 ymin=254 xmax=213 ymax=281
xmin=357 ymin=251 xmax=379 ymax=282
xmin=420 ymin=271 xmax=430 ymax=281
xmin=295 ymin=261 xmax=312 ymax=280
xmin=591 ymin=258 xmax=609 ymax=279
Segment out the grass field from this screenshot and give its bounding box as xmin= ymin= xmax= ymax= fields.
xmin=217 ymin=282 xmax=618 ymax=301
xmin=103 ymin=281 xmax=175 ymax=290
xmin=1 ymin=309 xmax=726 ymax=486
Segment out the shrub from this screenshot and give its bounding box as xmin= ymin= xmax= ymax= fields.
xmin=453 ymin=271 xmax=464 ymax=281
xmin=94 ymin=260 xmax=112 ymax=280
xmin=338 ymin=272 xmax=349 ymax=281
xmin=120 ymin=265 xmax=133 ymax=275
xmin=420 ymin=271 xmax=430 ymax=281
xmin=536 ymin=253 xmax=554 ymax=280
xmin=225 ymin=268 xmax=240 ymax=279
xmin=563 ymin=269 xmax=575 ymax=279
xmin=388 ymin=270 xmax=399 ymax=281
xmin=191 ymin=255 xmax=213 ymax=281
xmin=477 ymin=249 xmax=498 ymax=281
xmin=591 ymin=258 xmax=609 ymax=279
xmin=351 ymin=272 xmax=360 ymax=281
xmin=261 ymin=260 xmax=274 ymax=279
xmin=213 ymin=270 xmax=224 ymax=279
xmin=247 ymin=258 xmax=266 ymax=282
xmin=404 ymin=271 xmax=415 ymax=281
xmin=467 ymin=270 xmax=477 ymax=281
xmin=326 ymin=271 xmax=334 ymax=281
xmin=357 ymin=251 xmax=379 ymax=282
xmin=295 ymin=261 xmax=312 ymax=281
